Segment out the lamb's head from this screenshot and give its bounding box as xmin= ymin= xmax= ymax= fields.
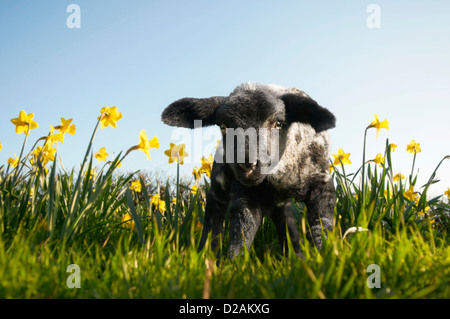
xmin=161 ymin=83 xmax=336 ymax=186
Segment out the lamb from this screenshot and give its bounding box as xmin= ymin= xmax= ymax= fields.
xmin=161 ymin=82 xmax=336 ymax=258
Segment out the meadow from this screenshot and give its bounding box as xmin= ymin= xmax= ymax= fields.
xmin=0 ymin=107 xmax=448 ymax=299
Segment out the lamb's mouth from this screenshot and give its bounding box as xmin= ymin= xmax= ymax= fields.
xmin=238 ymin=162 xmax=257 ymax=176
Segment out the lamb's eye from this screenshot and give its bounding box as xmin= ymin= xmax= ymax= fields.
xmin=275 ymin=121 xmax=284 ymax=129
xmin=220 ymin=124 xmax=227 ymax=134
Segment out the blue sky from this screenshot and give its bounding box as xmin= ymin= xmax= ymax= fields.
xmin=1 ymin=0 xmax=449 ymax=196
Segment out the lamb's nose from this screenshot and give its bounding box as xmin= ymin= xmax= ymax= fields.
xmin=239 ymin=162 xmax=257 ymax=172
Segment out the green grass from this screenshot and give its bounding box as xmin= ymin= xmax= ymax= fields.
xmin=0 ymin=111 xmax=449 ymax=299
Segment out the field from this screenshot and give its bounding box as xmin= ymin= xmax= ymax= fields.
xmin=0 ymin=108 xmax=449 ymax=299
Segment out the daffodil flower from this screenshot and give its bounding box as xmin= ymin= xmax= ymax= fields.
xmin=55 ymin=118 xmax=76 ymax=135
xmin=328 ymin=164 xmax=334 ymax=173
xmin=417 ymin=206 xmax=431 ymax=217
xmin=445 ymin=188 xmax=450 ymax=199
xmin=8 ymin=153 xmax=19 ymax=168
xmin=130 ymin=180 xmax=142 ymax=193
xmin=404 ymin=186 xmax=418 ymax=202
xmin=95 ymin=147 xmax=109 ymax=162
xmin=47 ymin=125 xmax=65 ymax=145
xmin=124 ymin=129 xmax=159 ymax=161
xmin=150 ymin=194 xmax=166 ymax=213
xmin=31 ymin=144 xmax=56 ymax=166
xmin=98 ymin=106 xmax=123 ymax=129
xmin=406 ymin=140 xmax=421 ymax=154
xmin=138 ymin=129 xmax=159 ymax=160
xmin=332 ymin=148 xmax=351 ymax=166
xmin=368 ymin=113 xmax=389 ymax=138
xmin=10 ymin=110 xmax=39 ymax=135
xmin=0 ymin=142 xmax=2 ymax=152
xmin=199 ymin=154 xmax=214 ymax=178
xmin=164 ymin=143 xmax=189 ymax=165
xmin=121 ymin=212 xmax=135 ymax=229
xmin=393 ymin=173 xmax=405 ymax=182
xmin=390 ymin=144 xmax=398 ymax=152
xmin=191 ymin=184 xmax=198 ymax=195
xmin=192 ymin=167 xmax=202 ymax=179
xmin=84 ymin=169 xmax=98 ymax=180
xmin=373 ymin=153 xmax=385 ymax=167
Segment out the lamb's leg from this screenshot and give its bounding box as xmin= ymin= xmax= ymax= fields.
xmin=198 ymin=163 xmax=231 ymax=255
xmin=198 ymin=192 xmax=230 ymax=255
xmin=271 ymin=201 xmax=304 ymax=258
xmin=304 ymin=178 xmax=336 ymax=251
xmin=228 ymin=205 xmax=263 ymax=259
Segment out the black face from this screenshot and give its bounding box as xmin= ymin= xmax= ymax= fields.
xmin=161 ymin=83 xmax=336 ymax=186
xmin=215 ymin=91 xmax=289 ymax=186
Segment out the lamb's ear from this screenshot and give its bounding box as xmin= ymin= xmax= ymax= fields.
xmin=161 ymin=96 xmax=226 ymax=129
xmin=281 ymin=94 xmax=336 ymax=133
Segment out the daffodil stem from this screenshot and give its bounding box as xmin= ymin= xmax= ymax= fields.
xmin=176 ymin=162 xmax=180 ymax=216
xmin=409 ymin=151 xmax=417 ymax=188
xmin=15 ymin=136 xmax=48 ymax=180
xmin=12 ymin=129 xmax=30 ymax=182
xmin=360 ymin=128 xmax=368 ymax=216
xmin=425 ymin=155 xmax=450 ymax=186
xmin=175 ymin=161 xmax=180 ymax=248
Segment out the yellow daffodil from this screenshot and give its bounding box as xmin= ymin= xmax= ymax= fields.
xmin=390 ymin=144 xmax=397 ymax=152
xmin=444 ymin=188 xmax=450 ymax=199
xmin=98 ymin=106 xmax=123 ymax=129
xmin=8 ymin=153 xmax=19 ymax=168
xmin=172 ymin=198 xmax=177 ymax=205
xmin=430 ymin=219 xmax=436 ymax=228
xmin=192 ymin=167 xmax=201 ymax=179
xmin=393 ymin=173 xmax=405 ymax=182
xmin=10 ymin=110 xmax=39 ymax=135
xmin=31 ymin=144 xmax=56 ymax=166
xmin=417 ymin=206 xmax=431 ymax=217
xmin=404 ymin=186 xmax=418 ymax=202
xmin=42 ymin=144 xmax=56 ymax=164
xmin=95 ymin=147 xmax=109 ymax=162
xmin=0 ymin=142 xmax=2 ymax=152
xmin=130 ymin=180 xmax=142 ymax=193
xmin=150 ymin=194 xmax=166 ymax=213
xmin=329 ymin=164 xmax=334 ymax=173
xmin=368 ymin=113 xmax=389 ymax=138
xmin=406 ymin=140 xmax=421 ymax=154
xmin=164 ymin=143 xmax=189 ymax=165
xmin=373 ymin=153 xmax=385 ymax=167
xmin=55 ymin=118 xmax=76 ymax=135
xmin=138 ymin=129 xmax=160 ymax=160
xmin=191 ymin=184 xmax=198 ymax=195
xmin=84 ymin=169 xmax=97 ymax=180
xmin=121 ymin=212 xmax=135 ymax=229
xmin=47 ymin=125 xmax=65 ymax=145
xmin=199 ymin=154 xmax=214 ymax=178
xmin=332 ymin=148 xmax=351 ymax=166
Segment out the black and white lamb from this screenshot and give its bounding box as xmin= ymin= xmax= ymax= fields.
xmin=161 ymin=82 xmax=336 ymax=258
